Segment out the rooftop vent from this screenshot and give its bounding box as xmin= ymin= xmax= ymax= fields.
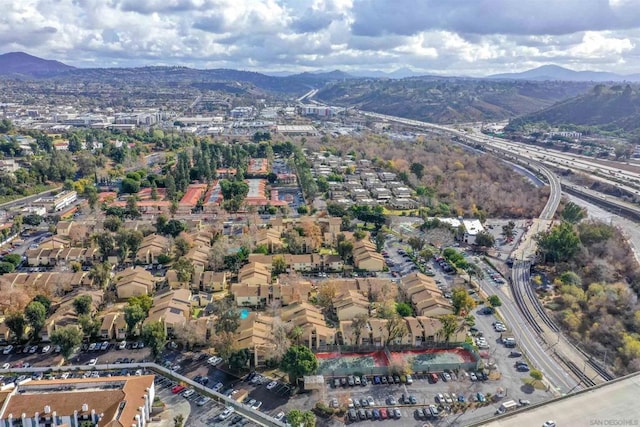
xmin=44 ymin=406 xmax=51 ymax=414
xmin=82 ymin=403 xmax=89 ymax=412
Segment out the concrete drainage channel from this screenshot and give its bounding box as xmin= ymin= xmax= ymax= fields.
xmin=0 ymin=363 xmax=286 ymax=427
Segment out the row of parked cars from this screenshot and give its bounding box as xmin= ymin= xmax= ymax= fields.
xmin=332 ymin=374 xmax=414 ymax=388
xmin=347 ymin=407 xmax=403 ymax=422
xmin=2 ymin=344 xmax=61 ymax=355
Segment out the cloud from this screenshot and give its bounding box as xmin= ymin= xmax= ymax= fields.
xmin=1 ymin=0 xmax=640 ymax=75
xmin=351 ymin=0 xmax=640 ymax=36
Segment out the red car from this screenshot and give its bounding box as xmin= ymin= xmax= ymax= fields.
xmin=171 ymin=385 xmax=185 ymax=394
xmin=379 ymin=408 xmax=388 ymax=419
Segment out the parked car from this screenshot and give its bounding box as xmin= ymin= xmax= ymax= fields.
xmin=87 ymin=358 xmax=98 ymax=366
xmin=182 ymin=389 xmax=195 ymax=398
xmin=266 ymin=381 xmax=278 ymax=390
xmin=218 ymin=407 xmax=235 ymax=420
xmin=2 ymin=345 xmax=13 ymax=355
xmin=118 ymin=341 xmax=127 ymax=350
xmin=171 ymin=385 xmax=185 ymax=394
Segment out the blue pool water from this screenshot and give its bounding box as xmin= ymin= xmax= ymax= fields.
xmin=240 ymin=309 xmax=250 ymax=320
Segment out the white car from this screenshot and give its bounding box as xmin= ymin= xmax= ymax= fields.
xmin=60 ymin=372 xmax=70 ymax=379
xmin=274 ymin=412 xmax=285 ymax=421
xmin=1 ymin=363 xmax=10 ymax=370
xmin=182 ymin=389 xmax=195 ymax=398
xmin=118 ymin=341 xmax=127 ymax=350
xmin=251 ymin=401 xmax=262 ymax=410
xmin=207 ymin=356 xmax=222 ymax=365
xmin=3 ymin=345 xmax=13 ymax=355
xmin=266 ymin=381 xmax=278 ymax=390
xmin=218 ymin=407 xmax=235 ymax=420
xmin=88 ymin=343 xmax=97 ymax=351
xmin=41 ymin=345 xmax=51 ymax=353
xmin=100 ymin=341 xmax=109 ymax=351
xmin=87 ymin=358 xmax=98 ymax=366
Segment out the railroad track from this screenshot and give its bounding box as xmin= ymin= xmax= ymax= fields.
xmin=520 ymin=264 xmax=560 ymax=333
xmin=556 ymin=353 xmax=596 ymax=388
xmin=510 ymin=262 xmax=544 ymax=335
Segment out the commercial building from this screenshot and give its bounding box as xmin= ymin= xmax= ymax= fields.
xmin=32 ymin=191 xmax=78 ymax=212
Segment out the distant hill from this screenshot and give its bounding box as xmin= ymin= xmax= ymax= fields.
xmin=0 ymin=52 xmax=75 ymax=77
xmin=507 ymin=84 xmax=640 ymax=137
xmin=316 ymin=77 xmax=593 ymax=124
xmin=488 ymin=65 xmax=640 ymax=82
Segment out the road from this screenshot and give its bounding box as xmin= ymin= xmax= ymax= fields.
xmin=0 ymin=187 xmax=62 ymax=211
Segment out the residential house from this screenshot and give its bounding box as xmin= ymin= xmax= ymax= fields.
xmin=230 ymin=282 xmax=270 ymax=307
xmin=200 ymin=271 xmax=227 ymax=293
xmin=144 ymin=289 xmax=192 ymax=336
xmin=100 ymin=312 xmax=119 ymax=340
xmin=333 ymin=290 xmax=369 ymax=321
xmin=136 ymin=234 xmax=170 ymax=264
xmin=115 ymin=267 xmax=155 ymax=299
xmin=352 ymin=240 xmax=385 ymax=271
xmin=280 ymin=302 xmax=336 ymax=349
xmin=238 ymin=262 xmax=271 ymax=285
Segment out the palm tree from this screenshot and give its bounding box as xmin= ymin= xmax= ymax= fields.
xmin=288 ymin=325 xmax=303 ymax=345
xmin=173 ymin=414 xmax=184 ymax=427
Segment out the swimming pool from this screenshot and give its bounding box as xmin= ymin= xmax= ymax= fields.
xmin=240 ymin=308 xmax=250 ymax=320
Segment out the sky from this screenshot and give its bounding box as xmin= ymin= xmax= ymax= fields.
xmin=3 ymin=0 xmax=640 ymax=76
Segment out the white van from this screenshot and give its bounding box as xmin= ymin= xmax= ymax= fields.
xmin=496 ymin=400 xmax=518 ymax=414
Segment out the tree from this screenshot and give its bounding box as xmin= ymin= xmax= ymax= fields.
xmin=487 ymin=295 xmax=502 ymax=307
xmin=32 ymin=295 xmax=51 ymax=312
xmin=0 ymin=262 xmax=15 ymax=274
xmin=536 ymin=222 xmax=580 ymax=263
xmin=3 ymin=253 xmax=21 ymax=267
xmin=23 ymin=214 xmax=43 ymax=226
xmin=125 ymin=196 xmax=141 ymax=219
xmin=395 ymin=302 xmax=413 ymax=317
xmin=351 ymin=314 xmax=369 ymax=346
xmin=141 ymin=321 xmax=167 ymax=360
xmin=438 ymin=314 xmax=459 ymax=342
xmin=385 ymin=314 xmax=408 ymax=344
xmin=530 ymin=369 xmax=543 ymax=382
xmin=280 ymin=345 xmax=318 ymax=384
xmin=228 ymin=348 xmax=251 ymax=372
xmin=121 ymin=178 xmax=140 ymax=194
xmin=287 ymin=410 xmax=316 ymax=427
xmin=50 ymin=325 xmax=83 ymax=361
xmin=173 ymin=414 xmax=184 ymax=427
xmin=129 ymin=294 xmax=153 ymax=314
xmin=25 ymin=301 xmax=47 ymax=339
xmin=211 ymin=299 xmax=240 ymax=334
xmin=94 ymin=232 xmax=115 ymax=260
xmin=174 ymin=235 xmax=192 ymax=258
xmin=89 ymin=261 xmax=111 ymax=289
xmin=173 ymin=257 xmax=195 ymax=282
xmin=5 ymin=311 xmax=26 ymax=341
xmin=451 ymin=288 xmax=476 ymax=315
xmin=78 ymin=314 xmax=100 ymax=338
xmin=73 ymin=295 xmax=94 ymax=316
xmin=561 ymin=201 xmax=586 ymax=224
xmin=272 ymin=255 xmax=287 ymax=275
xmin=407 ymin=236 xmax=426 ymax=253
xmin=337 ymin=240 xmax=353 ymax=263
xmin=410 ymin=162 xmax=425 ymax=180
xmin=501 ymin=221 xmax=516 ymax=240
xmin=124 ymin=304 xmax=146 ymax=336
xmin=474 ymin=231 xmax=495 ymax=248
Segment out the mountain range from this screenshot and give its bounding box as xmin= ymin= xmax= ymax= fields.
xmin=4 ymin=51 xmax=640 ymax=82
xmin=488 ymin=64 xmax=640 ymax=82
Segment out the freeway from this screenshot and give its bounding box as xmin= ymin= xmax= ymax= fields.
xmin=0 ymin=187 xmax=63 ymax=211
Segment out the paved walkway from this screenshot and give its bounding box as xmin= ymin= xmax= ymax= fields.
xmin=153 ymin=391 xmax=191 ymax=427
